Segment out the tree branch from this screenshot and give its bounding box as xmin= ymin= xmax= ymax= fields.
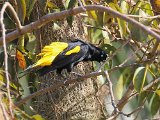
xmin=1 ymin=5 xmax=160 ymax=45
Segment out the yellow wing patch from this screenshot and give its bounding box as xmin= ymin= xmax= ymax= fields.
xmin=65 ymin=46 xmax=80 ymax=55
xmin=34 ymin=42 xmax=68 ymax=67
xmin=34 ymin=55 xmax=56 ymax=67
xmin=37 ymin=42 xmax=68 ymax=56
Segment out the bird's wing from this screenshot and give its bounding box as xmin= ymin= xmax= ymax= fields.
xmin=52 ymin=44 xmax=89 ymax=68
xmin=37 ymin=44 xmax=89 ymax=75
xmin=33 ymin=42 xmax=68 ymax=67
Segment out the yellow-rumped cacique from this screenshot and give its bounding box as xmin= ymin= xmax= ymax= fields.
xmin=23 ymin=39 xmax=107 ymax=76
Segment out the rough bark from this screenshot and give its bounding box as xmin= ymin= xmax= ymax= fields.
xmin=32 ymin=1 xmax=108 ymax=119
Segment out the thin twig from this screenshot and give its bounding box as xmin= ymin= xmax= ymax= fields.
xmin=0 ymin=2 xmax=17 ymax=118
xmin=1 ymin=2 xmax=22 ymax=30
xmin=120 ymin=105 xmax=144 ymax=118
xmin=96 ymin=96 xmax=107 ymax=118
xmin=1 ymin=5 xmax=160 ymax=45
xmin=127 ymin=14 xmax=160 ymax=19
xmin=104 ymin=71 xmax=119 ymax=113
xmin=84 ymin=24 xmax=110 ymax=32
xmin=151 ymin=28 xmax=160 ymax=34
xmin=115 ymin=82 xmax=134 ymax=111
xmin=133 ymin=99 xmax=146 ymax=120
xmin=77 ymin=0 xmax=86 ymax=11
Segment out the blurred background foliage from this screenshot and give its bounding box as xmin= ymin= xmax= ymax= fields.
xmin=0 ymin=0 xmax=160 ymax=119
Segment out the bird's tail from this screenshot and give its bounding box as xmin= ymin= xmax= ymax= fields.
xmin=19 ymin=64 xmax=39 ymax=78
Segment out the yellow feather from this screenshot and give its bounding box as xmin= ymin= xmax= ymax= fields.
xmin=65 ymin=46 xmax=80 ymax=55
xmin=38 ymin=42 xmax=68 ymax=56
xmin=34 ymin=55 xmax=56 ymax=66
xmin=34 ymin=42 xmax=68 ymax=67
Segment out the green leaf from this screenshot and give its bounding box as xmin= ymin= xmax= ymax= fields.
xmin=117 ymin=18 xmax=126 ymax=38
xmin=130 ymin=1 xmax=142 ymax=15
xmin=122 ymin=68 xmax=132 ymax=86
xmin=109 ymin=3 xmax=127 ymax=37
xmin=141 ymin=65 xmax=149 ymax=91
xmin=120 ymin=0 xmax=128 ymax=14
xmin=87 ymin=10 xmax=98 ymax=23
xmin=115 ymin=74 xmax=124 ymax=99
xmin=17 ymin=0 xmax=27 ymax=24
xmin=96 ymin=11 xmax=104 ymax=26
xmin=141 ymin=2 xmax=154 ymax=16
xmin=91 ymin=29 xmax=103 ymax=43
xmin=133 ymin=67 xmax=146 ymax=92
xmin=0 ymin=68 xmax=17 ymax=90
xmin=4 ymin=17 xmax=16 ymax=29
xmin=128 ymin=1 xmax=150 ymax=42
xmin=46 ymin=1 xmax=58 ymax=9
xmin=26 ymin=0 xmax=37 ymax=18
xmin=102 ymin=31 xmax=110 ymax=43
xmin=119 ymin=1 xmax=128 ymax=37
xmin=155 ymin=89 xmax=160 ymax=96
xmin=149 ymin=93 xmax=160 ymax=116
xmin=103 ymin=12 xmax=113 ymax=26
xmin=0 ymin=69 xmax=5 ymax=87
xmin=67 ymin=0 xmax=77 ymax=9
xmin=109 ymin=2 xmax=122 ymax=12
xmin=66 ymin=0 xmax=77 ymax=27
xmin=138 ymin=91 xmax=147 ymax=105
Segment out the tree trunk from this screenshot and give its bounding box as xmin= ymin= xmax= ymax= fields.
xmin=32 ymin=1 xmax=108 ymax=119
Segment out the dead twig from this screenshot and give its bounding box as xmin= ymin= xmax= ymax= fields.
xmin=104 ymin=71 xmax=119 ymax=114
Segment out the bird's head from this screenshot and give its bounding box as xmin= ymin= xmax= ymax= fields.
xmin=98 ymin=50 xmax=107 ymax=62
xmin=88 ymin=44 xmax=107 ymax=62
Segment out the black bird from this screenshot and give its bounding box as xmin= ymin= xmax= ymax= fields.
xmin=24 ymin=39 xmax=107 ymax=76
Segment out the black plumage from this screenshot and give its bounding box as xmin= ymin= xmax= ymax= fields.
xmin=24 ymin=39 xmax=107 ymax=76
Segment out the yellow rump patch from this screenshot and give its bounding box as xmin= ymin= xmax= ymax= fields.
xmin=65 ymin=46 xmax=80 ymax=55
xmin=34 ymin=42 xmax=68 ymax=67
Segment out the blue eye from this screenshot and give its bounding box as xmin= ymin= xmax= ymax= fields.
xmin=101 ymin=54 xmax=104 ymax=57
